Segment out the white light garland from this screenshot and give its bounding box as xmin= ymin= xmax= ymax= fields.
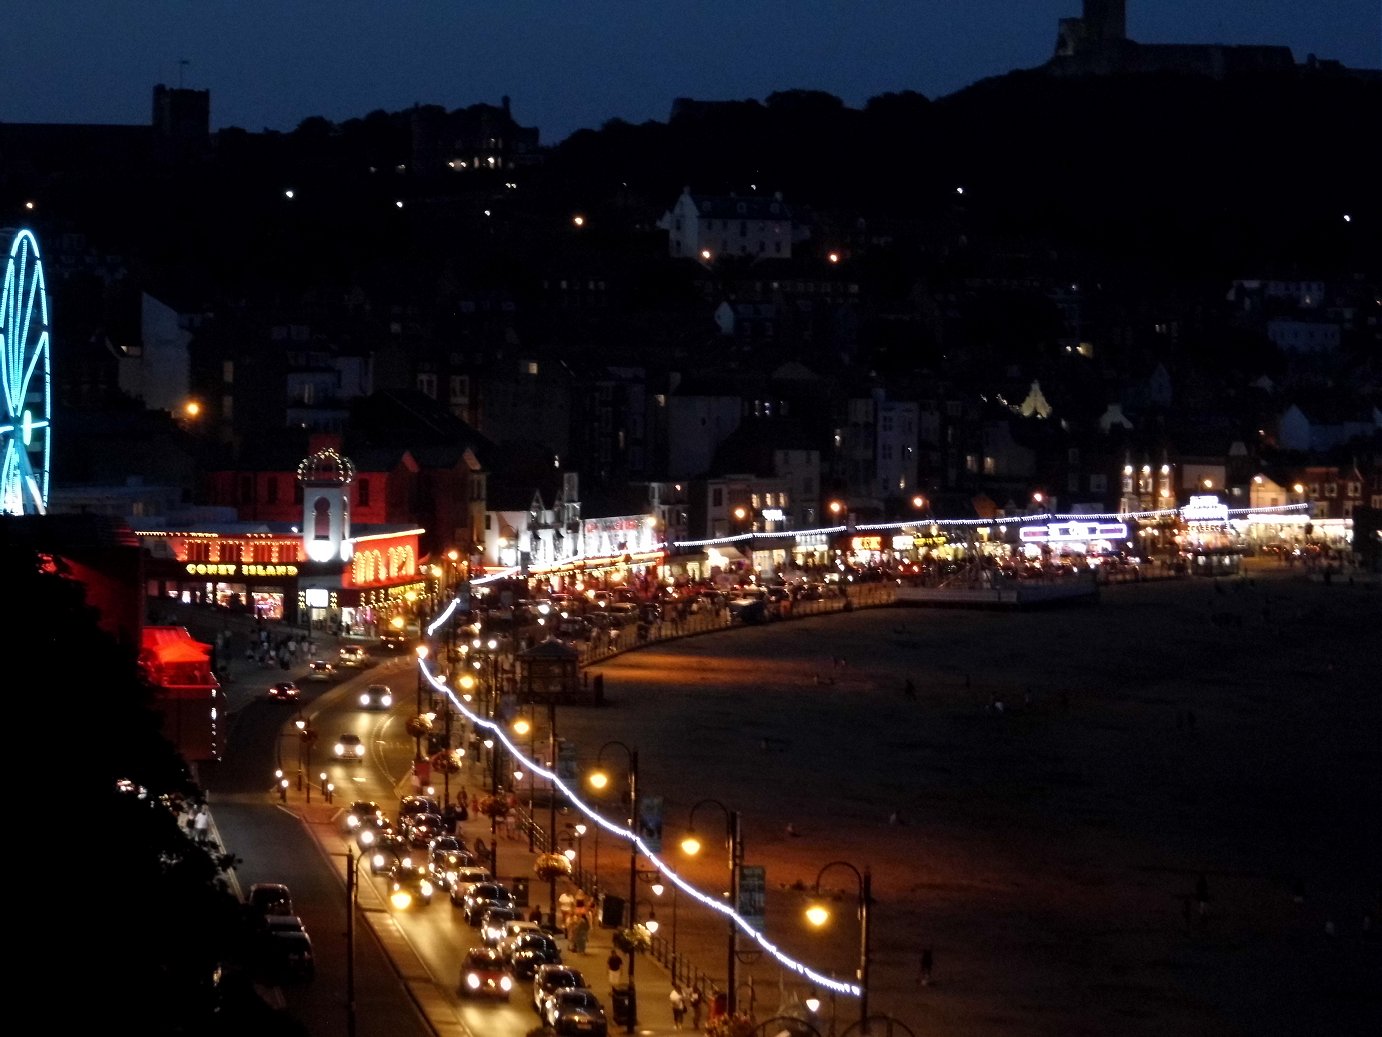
xmin=422 ymin=601 xmax=861 ymax=997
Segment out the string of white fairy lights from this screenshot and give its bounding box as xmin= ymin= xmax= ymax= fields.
xmin=421 ymin=600 xmax=862 ymax=998
xmin=446 ymin=499 xmax=1310 ymax=996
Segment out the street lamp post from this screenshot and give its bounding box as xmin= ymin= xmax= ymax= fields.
xmin=337 ymin=847 xmax=369 ymax=1037
xmin=414 ymin=644 xmax=429 ymax=765
xmin=681 ymin=799 xmax=741 ymax=1014
xmin=294 ymin=717 xmax=316 ymax=803
xmin=544 ymin=697 xmax=560 ymax=919
xmin=514 ymin=712 xmax=537 ymax=851
xmin=572 ymin=822 xmax=587 ymax=888
xmin=805 ymin=861 xmax=872 ymax=1034
xmin=590 ymin=740 xmax=639 ymax=1032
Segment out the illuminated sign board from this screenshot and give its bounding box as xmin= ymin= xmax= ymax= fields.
xmin=345 ymin=532 xmax=420 ymax=588
xmin=1019 ymin=522 xmax=1128 ymax=544
xmin=1182 ymin=494 xmax=1229 ymax=524
xmin=851 ymin=535 xmax=883 ymax=552
xmin=185 ymin=563 xmax=299 ymax=577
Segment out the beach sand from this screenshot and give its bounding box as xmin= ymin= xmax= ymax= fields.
xmin=554 ymin=569 xmax=1381 ymax=1036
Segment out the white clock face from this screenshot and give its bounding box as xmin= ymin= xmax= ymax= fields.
xmin=1 ymin=228 xmax=52 ymax=516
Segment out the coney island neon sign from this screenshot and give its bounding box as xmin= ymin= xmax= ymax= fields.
xmin=1020 ymin=521 xmax=1128 ymax=544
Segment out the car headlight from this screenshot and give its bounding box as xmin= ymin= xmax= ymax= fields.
xmin=465 ymin=972 xmax=481 ymax=990
xmin=381 ymin=694 xmax=393 ymax=706
xmin=353 ymin=743 xmax=365 ymax=757
xmin=389 ymin=888 xmax=413 ymax=910
xmin=371 ymin=851 xmax=386 ymax=869
xmin=419 ymin=879 xmax=434 ymax=896
xmin=347 ymin=815 xmax=360 ymax=828
xmin=359 ymin=693 xmax=370 ymax=707
xmin=359 ymin=828 xmax=375 ymax=846
xmin=499 ymin=975 xmax=513 ymax=992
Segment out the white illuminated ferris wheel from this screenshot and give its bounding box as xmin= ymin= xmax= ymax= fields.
xmin=1 ymin=227 xmax=52 ymax=516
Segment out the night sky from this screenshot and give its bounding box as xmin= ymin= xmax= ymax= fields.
xmin=4 ymin=1 xmax=1379 ymax=145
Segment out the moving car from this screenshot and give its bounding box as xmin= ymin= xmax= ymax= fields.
xmin=447 ymin=866 xmax=495 ymax=903
xmin=344 ymin=800 xmax=384 ymax=832
xmin=458 ymin=945 xmax=514 ymax=1000
xmin=353 ymin=816 xmax=396 ymax=851
xmin=460 ymin=881 xmax=517 ymax=925
xmin=543 ymin=987 xmax=608 ymax=1037
xmin=386 ymin=856 xmax=435 ymax=909
xmin=428 ymin=837 xmax=474 ymax=887
xmin=400 ymin=811 xmax=446 ymax=848
xmin=504 ymin=931 xmax=562 ymax=979
xmin=305 ymin=659 xmax=335 ymax=681
xmin=479 ymin=905 xmax=523 ymax=946
xmin=533 ymin=964 xmax=589 ymax=1016
xmin=267 ymin=681 xmax=301 ymax=702
xmin=398 ymin=795 xmax=441 ymax=821
xmin=333 ymin=733 xmax=365 ymax=761
xmin=358 ymin=683 xmax=394 ymax=710
xmin=338 ymin=644 xmax=368 ymax=667
xmin=367 ymin=845 xmax=402 ymax=875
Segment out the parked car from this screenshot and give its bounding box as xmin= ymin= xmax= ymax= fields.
xmin=358 ymin=683 xmax=393 ymax=710
xmin=246 ymin=882 xmax=293 ymax=921
xmin=543 ymin=987 xmax=608 ymax=1037
xmin=458 ymin=945 xmax=514 ymax=1000
xmin=266 ymin=681 xmax=301 ymax=702
xmin=532 ymin=964 xmax=589 ymax=1016
xmin=258 ymin=914 xmax=315 ymax=982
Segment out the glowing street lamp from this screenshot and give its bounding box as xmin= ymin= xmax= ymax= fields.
xmin=589 ymin=741 xmax=639 ymax=1032
xmin=805 ymin=861 xmax=872 ymax=1034
xmin=681 ymin=799 xmax=742 ymax=1013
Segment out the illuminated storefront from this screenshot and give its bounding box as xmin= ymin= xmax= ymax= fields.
xmin=140 ymin=526 xmax=427 ymax=636
xmin=141 ymin=625 xmax=221 ymax=763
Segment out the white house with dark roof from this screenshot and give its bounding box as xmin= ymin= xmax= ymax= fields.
xmin=657 ymin=187 xmax=802 ymax=261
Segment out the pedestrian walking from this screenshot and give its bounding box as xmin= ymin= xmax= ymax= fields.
xmin=193 ymin=805 xmax=210 ymax=845
xmin=688 ymin=985 xmax=704 ymax=1028
xmin=606 ymin=951 xmax=623 ymax=989
xmin=920 ymin=947 xmax=934 ymax=986
xmin=504 ymin=806 xmax=519 ymax=840
xmin=571 ymin=912 xmax=591 ymax=954
xmin=558 ymin=890 xmax=575 ymax=933
xmin=669 ymin=985 xmax=687 ymax=1029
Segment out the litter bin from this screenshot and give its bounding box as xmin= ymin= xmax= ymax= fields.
xmin=600 ymin=893 xmax=625 ymax=928
xmin=610 ymin=985 xmax=636 ymax=1027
